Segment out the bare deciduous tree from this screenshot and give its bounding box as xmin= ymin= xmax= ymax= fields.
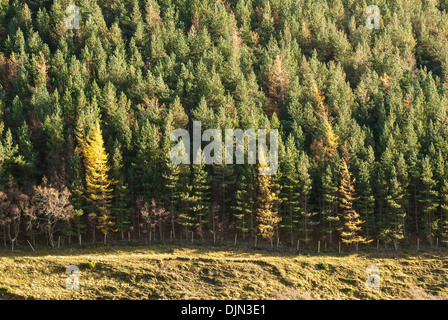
xmin=137 ymin=197 xmax=169 ymax=242
xmin=29 ymin=177 xmax=74 ymax=247
xmin=0 ymin=180 xmax=30 ymax=251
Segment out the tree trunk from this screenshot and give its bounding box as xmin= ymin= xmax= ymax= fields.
xmin=3 ymin=226 xmax=6 ymax=248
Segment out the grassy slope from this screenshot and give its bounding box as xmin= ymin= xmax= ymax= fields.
xmin=0 ymin=245 xmax=447 ymax=300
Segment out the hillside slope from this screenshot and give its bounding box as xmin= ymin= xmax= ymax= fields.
xmin=0 ymin=246 xmax=447 ymax=300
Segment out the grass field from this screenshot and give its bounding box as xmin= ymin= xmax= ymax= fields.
xmin=0 ymin=245 xmax=447 ymax=300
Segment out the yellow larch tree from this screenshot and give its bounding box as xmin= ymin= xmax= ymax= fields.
xmin=256 ymin=163 xmax=281 ymax=245
xmin=311 ymin=85 xmax=339 ymax=161
xmin=83 ymin=121 xmax=116 ymax=243
xmin=267 ymin=54 xmax=290 ymax=115
xmin=339 ymin=158 xmax=371 ymax=248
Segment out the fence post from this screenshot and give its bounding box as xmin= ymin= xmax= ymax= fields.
xmin=318 ymin=240 xmax=320 ymax=253
xmin=417 ymin=238 xmax=420 ymax=251
xmin=338 ymin=241 xmax=341 ymax=254
xmin=297 ymin=240 xmax=300 ymax=252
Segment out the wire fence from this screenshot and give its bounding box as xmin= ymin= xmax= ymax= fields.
xmin=2 ymin=235 xmax=447 ymax=255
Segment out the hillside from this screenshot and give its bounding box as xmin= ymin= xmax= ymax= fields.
xmin=0 ymin=245 xmax=447 ymax=300
xmin=2 ymin=0 xmax=448 ymax=250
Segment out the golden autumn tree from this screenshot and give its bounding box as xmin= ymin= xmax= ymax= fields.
xmin=267 ymin=54 xmax=290 ymax=115
xmin=310 ymin=85 xmax=339 ymax=161
xmin=339 ymin=159 xmax=371 ymax=248
xmin=256 ymin=163 xmax=281 ymax=245
xmin=36 ymin=51 xmax=49 ymax=89
xmin=82 ymin=122 xmax=116 ymax=243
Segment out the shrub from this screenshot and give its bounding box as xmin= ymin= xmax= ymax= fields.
xmin=80 ymin=261 xmax=96 ymax=269
xmin=315 ymin=263 xmax=329 ymax=270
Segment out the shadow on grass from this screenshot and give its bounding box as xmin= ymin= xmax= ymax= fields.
xmin=1 ymin=242 xmax=447 ymax=263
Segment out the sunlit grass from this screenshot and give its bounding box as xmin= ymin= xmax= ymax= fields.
xmin=0 ymin=245 xmax=447 ymax=300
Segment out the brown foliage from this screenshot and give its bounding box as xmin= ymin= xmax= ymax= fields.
xmin=137 ymin=197 xmax=169 ymax=240
xmin=29 ymin=177 xmax=74 ymax=247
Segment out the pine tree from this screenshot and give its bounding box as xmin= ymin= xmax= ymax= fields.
xmin=279 ymin=134 xmax=300 ymax=245
xmin=67 ymin=147 xmax=85 ymax=242
xmin=133 ymin=119 xmax=162 ymax=201
xmin=440 ymin=177 xmax=448 ymax=247
xmin=162 ymin=158 xmax=181 ymax=239
xmin=16 ymin=121 xmax=37 ymax=184
xmin=0 ymin=129 xmax=21 ymax=190
xmin=381 ymin=167 xmax=407 ymax=250
xmin=267 ymin=54 xmax=290 ymax=115
xmin=356 ymin=151 xmax=376 ymax=239
xmin=190 ymin=151 xmax=210 ymax=240
xmin=321 ymin=163 xmax=340 ymax=245
xmin=297 ymin=152 xmax=318 ymax=244
xmin=419 ymin=156 xmax=439 ymax=246
xmin=233 ymin=163 xmax=257 ymax=240
xmin=111 ymin=140 xmax=132 ymax=240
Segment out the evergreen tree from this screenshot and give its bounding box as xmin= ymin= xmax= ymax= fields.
xmin=233 ymin=163 xmax=257 ymax=240
xmin=356 ymin=149 xmax=375 ymax=239
xmin=190 ymin=151 xmax=210 ymax=240
xmin=68 ymin=147 xmax=85 ymax=243
xmin=279 ymin=134 xmax=300 ymax=245
xmin=321 ymin=163 xmax=340 ymax=245
xmin=419 ymin=156 xmax=439 ymax=245
xmin=297 ymin=152 xmax=318 ymax=244
xmin=111 ymin=140 xmax=132 ymax=240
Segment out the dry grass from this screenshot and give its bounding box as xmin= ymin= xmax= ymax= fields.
xmin=401 ymin=287 xmax=447 ymax=300
xmin=272 ymin=287 xmax=312 ymax=300
xmin=0 ymin=245 xmax=447 ymax=300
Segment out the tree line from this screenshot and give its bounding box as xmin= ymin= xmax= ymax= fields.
xmin=1 ymin=0 xmax=448 ymax=250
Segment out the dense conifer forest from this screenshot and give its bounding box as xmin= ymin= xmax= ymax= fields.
xmin=1 ymin=0 xmax=448 ymax=251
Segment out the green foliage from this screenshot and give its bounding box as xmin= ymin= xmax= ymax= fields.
xmin=1 ymin=0 xmax=448 ymax=246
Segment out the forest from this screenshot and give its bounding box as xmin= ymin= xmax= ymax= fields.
xmin=1 ymin=0 xmax=448 ymax=251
